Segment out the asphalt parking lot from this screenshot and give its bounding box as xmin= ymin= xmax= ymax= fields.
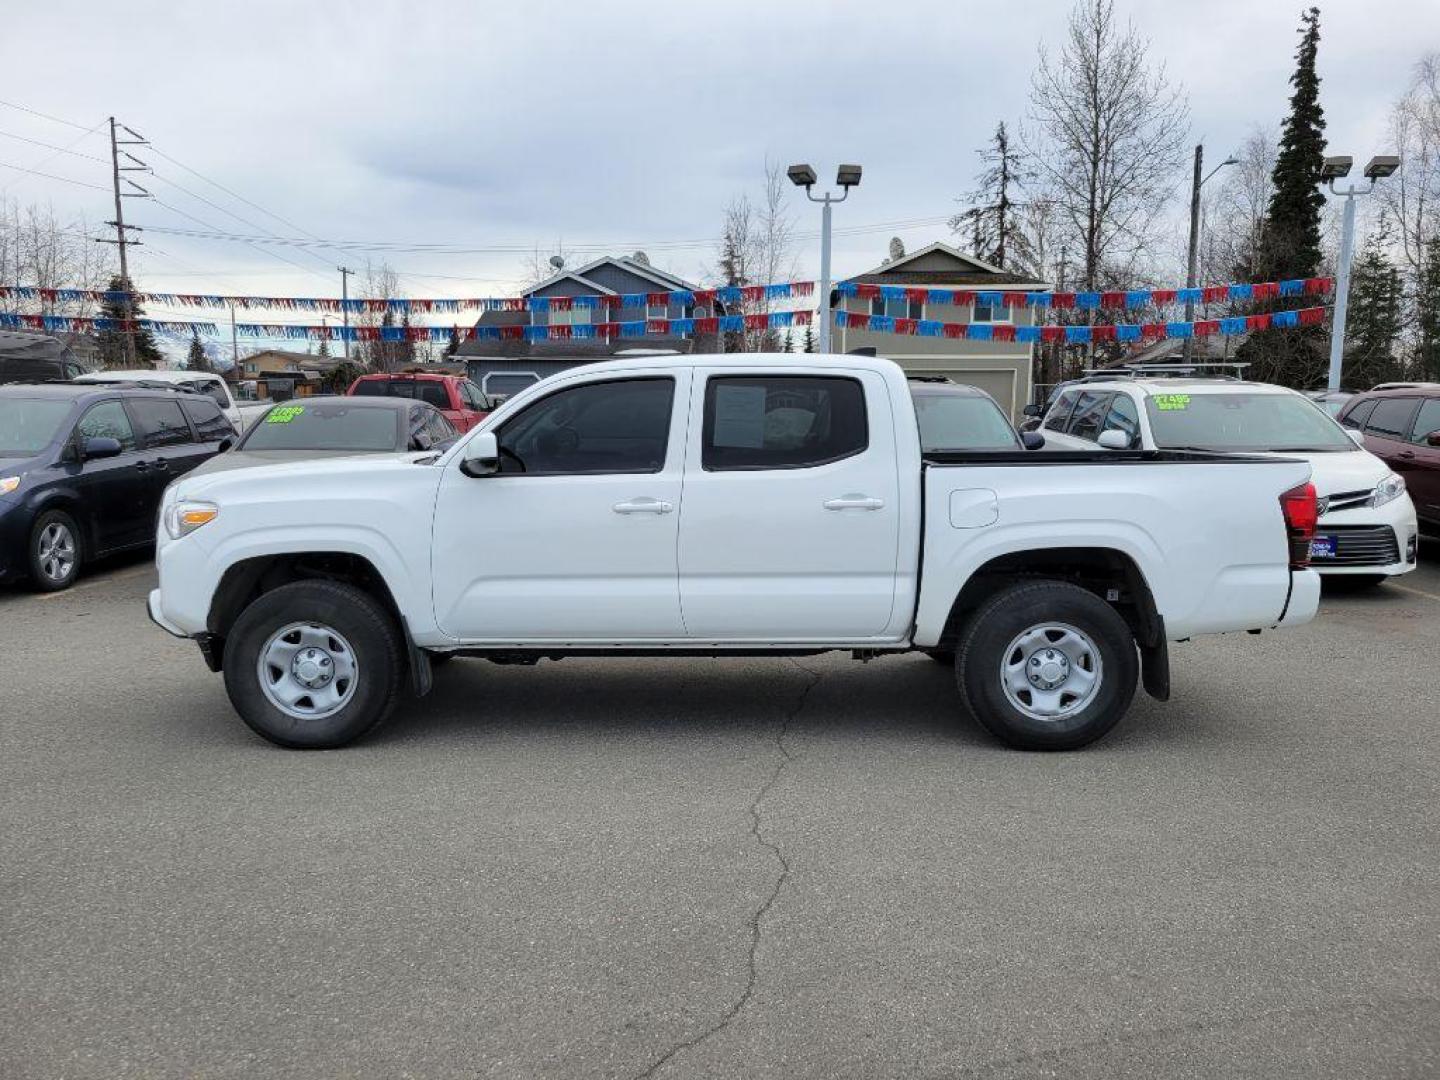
xmin=2 ymin=551 xmax=1439 ymax=1079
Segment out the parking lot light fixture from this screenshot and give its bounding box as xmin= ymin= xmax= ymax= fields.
xmin=1323 ymin=152 xmax=1401 ymax=391
xmin=790 ymin=161 xmax=863 ymax=353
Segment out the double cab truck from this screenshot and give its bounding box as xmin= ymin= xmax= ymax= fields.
xmin=148 ymin=354 xmax=1322 ymax=751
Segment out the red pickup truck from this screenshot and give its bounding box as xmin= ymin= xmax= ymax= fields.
xmin=348 ymin=372 xmax=493 ymax=433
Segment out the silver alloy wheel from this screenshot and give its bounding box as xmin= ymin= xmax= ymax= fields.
xmin=1000 ymin=622 xmax=1104 ymax=721
xmin=37 ymin=521 xmax=76 ymax=583
xmin=257 ymin=621 xmax=359 ymax=721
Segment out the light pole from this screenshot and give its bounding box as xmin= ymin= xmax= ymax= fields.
xmin=1322 ymin=154 xmax=1400 ymax=391
xmin=788 ymin=163 xmax=862 ymax=354
xmin=1182 ymin=144 xmax=1238 ymax=361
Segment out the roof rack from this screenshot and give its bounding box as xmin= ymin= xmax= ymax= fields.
xmin=70 ymin=377 xmax=208 ymax=395
xmin=1371 ymin=381 xmax=1440 ymax=391
xmin=1082 ymin=362 xmax=1250 ymax=380
xmin=906 ymin=374 xmax=955 ymax=383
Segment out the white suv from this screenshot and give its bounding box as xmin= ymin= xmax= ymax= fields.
xmin=1039 ymin=376 xmax=1419 ymax=583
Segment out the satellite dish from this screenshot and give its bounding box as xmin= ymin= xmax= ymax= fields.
xmin=548 ymin=255 xmax=565 ymax=271
xmin=631 ymin=250 xmax=651 ymax=266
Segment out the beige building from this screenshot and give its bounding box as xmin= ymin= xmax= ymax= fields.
xmin=833 ymin=242 xmax=1048 ymax=417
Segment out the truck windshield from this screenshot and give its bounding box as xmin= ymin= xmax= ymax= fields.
xmin=0 ymin=398 xmax=72 ymax=455
xmin=239 ymin=403 xmax=400 ymax=452
xmin=1144 ymin=392 xmax=1355 ymax=452
xmin=912 ymin=391 xmax=1020 ymax=451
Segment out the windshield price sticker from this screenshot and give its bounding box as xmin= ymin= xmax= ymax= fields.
xmin=265 ymin=406 xmax=306 ymax=424
xmin=1153 ymin=394 xmax=1191 ymax=411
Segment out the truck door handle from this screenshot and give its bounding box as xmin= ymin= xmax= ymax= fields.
xmin=153 ymin=458 xmax=170 ymax=471
xmin=824 ymin=495 xmax=885 ymax=511
xmin=133 ymin=460 xmax=149 ymax=472
xmin=612 ymin=497 xmax=673 ymax=515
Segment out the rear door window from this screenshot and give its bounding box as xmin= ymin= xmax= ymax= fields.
xmin=1365 ymin=397 xmax=1420 ymax=440
xmin=1043 ymin=390 xmax=1079 ymax=432
xmin=702 ymin=376 xmax=867 ymax=471
xmin=1340 ymin=398 xmax=1378 ymax=429
xmin=1067 ymin=391 xmax=1109 ymax=442
xmin=180 ymin=398 xmax=235 ymax=441
xmin=128 ymin=398 xmax=194 ymax=448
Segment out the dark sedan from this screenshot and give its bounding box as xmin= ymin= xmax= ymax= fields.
xmin=0 ymin=383 xmax=234 ymax=590
xmin=184 ymin=395 xmax=459 ymax=480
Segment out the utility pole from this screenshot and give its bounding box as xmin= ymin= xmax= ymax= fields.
xmin=100 ymin=117 xmax=152 ymax=368
xmin=229 ymin=302 xmax=240 ymax=376
xmin=1183 ymin=145 xmax=1238 ymax=363
xmin=338 ymin=266 xmax=355 ymax=362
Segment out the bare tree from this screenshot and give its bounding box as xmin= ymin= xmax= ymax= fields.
xmin=356 ymin=259 xmax=405 ymax=372
xmin=1024 ymin=0 xmax=1190 ymax=291
xmin=519 ymin=240 xmax=577 ymax=290
xmin=1198 ymin=126 xmax=1277 ymax=283
xmin=0 ymin=197 xmax=114 ymax=356
xmin=708 ymin=160 xmax=798 ymax=351
xmin=1380 ymin=54 xmax=1440 ymax=277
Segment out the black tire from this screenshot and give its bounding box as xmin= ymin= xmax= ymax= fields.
xmin=222 ymin=580 xmax=404 ymax=749
xmin=28 ymin=509 xmax=82 ymax=592
xmin=924 ymin=649 xmax=955 ymax=666
xmin=955 ymin=580 xmax=1138 ymax=751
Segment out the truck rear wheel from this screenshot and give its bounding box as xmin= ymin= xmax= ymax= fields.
xmin=222 ymin=580 xmax=403 ymax=749
xmin=955 ymin=580 xmax=1138 ymax=751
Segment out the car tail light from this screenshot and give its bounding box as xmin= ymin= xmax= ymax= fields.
xmin=1280 ymin=482 xmax=1318 ymax=568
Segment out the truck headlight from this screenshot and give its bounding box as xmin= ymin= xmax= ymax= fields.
xmin=165 ymin=500 xmax=219 ymax=539
xmin=1370 ymin=473 xmax=1406 ymax=508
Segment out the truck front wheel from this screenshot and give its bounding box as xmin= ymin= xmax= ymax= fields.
xmin=222 ymin=580 xmax=404 ymax=749
xmin=955 ymin=580 xmax=1138 ymax=751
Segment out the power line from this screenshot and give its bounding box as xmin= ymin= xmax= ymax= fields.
xmin=0 ymin=160 xmax=110 ymax=191
xmin=0 ymin=128 xmax=108 ymax=163
xmin=149 ymin=196 xmax=333 ymax=285
xmin=145 ymin=144 xmax=333 ymax=245
xmin=0 ymin=98 xmax=93 ymax=131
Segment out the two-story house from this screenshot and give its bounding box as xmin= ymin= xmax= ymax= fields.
xmin=832 ymin=242 xmax=1048 ymax=418
xmin=456 ymin=255 xmax=718 ymax=400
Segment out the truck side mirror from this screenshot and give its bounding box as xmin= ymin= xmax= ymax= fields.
xmin=1346 ymin=428 xmax=1367 ymax=448
xmin=1022 ymin=403 xmax=1043 ymax=418
xmin=1021 ymin=431 xmax=1045 ymax=451
xmin=459 ymin=431 xmax=500 ymax=477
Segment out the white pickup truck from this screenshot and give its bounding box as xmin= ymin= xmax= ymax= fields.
xmin=147 ymin=354 xmax=1322 ymax=751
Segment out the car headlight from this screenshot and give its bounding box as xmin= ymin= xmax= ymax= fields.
xmin=1370 ymin=473 xmax=1406 ymax=508
xmin=164 ymin=500 xmax=219 ymax=539
xmin=0 ymin=475 xmax=19 ymax=496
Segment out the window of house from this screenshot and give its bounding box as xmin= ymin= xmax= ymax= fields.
xmin=646 ymin=302 xmax=668 ymax=321
xmin=971 ymin=300 xmax=1013 ymax=323
xmin=870 ymin=297 xmax=923 ymax=320
xmin=76 ymin=400 xmax=137 ymax=452
xmin=1365 ymin=397 xmax=1420 ymax=439
xmin=496 ymin=377 xmax=674 ymax=475
xmin=702 ymin=376 xmax=867 ymax=471
xmin=128 ymin=398 xmax=194 ymax=448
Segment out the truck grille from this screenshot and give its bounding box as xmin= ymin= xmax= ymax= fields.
xmin=1313 ymin=525 xmax=1401 ymax=567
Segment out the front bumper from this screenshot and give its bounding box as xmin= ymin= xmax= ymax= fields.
xmin=147 ymin=587 xmax=188 ymax=638
xmin=1308 ymin=497 xmax=1419 ymax=576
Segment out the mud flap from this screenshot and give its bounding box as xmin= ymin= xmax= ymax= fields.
xmin=1139 ymin=638 xmax=1170 ymax=702
xmin=401 ymin=616 xmax=433 ymax=698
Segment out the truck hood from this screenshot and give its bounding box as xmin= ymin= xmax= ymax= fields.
xmin=173 ymin=450 xmax=438 ymax=499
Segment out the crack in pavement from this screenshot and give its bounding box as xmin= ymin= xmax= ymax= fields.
xmin=632 ymin=658 xmax=822 ymax=1080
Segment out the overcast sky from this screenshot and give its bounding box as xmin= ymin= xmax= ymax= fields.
xmin=3 ymin=0 xmax=1438 ymax=311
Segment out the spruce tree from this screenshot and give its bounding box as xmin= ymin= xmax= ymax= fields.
xmin=802 ymin=322 xmax=816 ymax=354
xmin=1238 ymin=8 xmax=1328 ymax=387
xmin=1343 ymin=233 xmax=1403 ymax=387
xmin=443 ymin=324 xmax=461 ymax=359
xmin=95 ymin=274 xmax=164 ymax=369
xmin=1416 ymin=236 xmax=1440 ymax=382
xmin=951 ymin=121 xmax=1032 ymax=270
xmin=1257 ymin=7 xmax=1327 ymax=280
xmin=185 ymin=328 xmax=211 ymax=373
xmin=316 ymin=335 xmax=331 ymax=360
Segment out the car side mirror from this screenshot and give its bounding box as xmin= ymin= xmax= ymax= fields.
xmin=81 ymin=435 xmax=123 ymax=461
xmin=459 ymin=431 xmax=499 ymax=477
xmin=1427 ymin=430 xmax=1440 ymax=447
xmin=1346 ymin=428 xmax=1367 ymax=448
xmin=1022 ymin=403 xmax=1043 ymax=418
xmin=1021 ymin=431 xmax=1045 ymax=451
xmin=217 ymin=437 xmax=234 ymax=453
xmin=1097 ymin=429 xmax=1131 ymax=450
xmin=411 ymin=430 xmax=433 ymax=452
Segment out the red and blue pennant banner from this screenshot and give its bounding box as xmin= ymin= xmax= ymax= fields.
xmin=2 ymin=310 xmax=810 ymax=342
xmin=0 ymin=281 xmax=815 ymax=315
xmin=836 ymin=277 xmax=1333 ymax=310
xmin=835 ymin=306 xmax=1329 ymax=342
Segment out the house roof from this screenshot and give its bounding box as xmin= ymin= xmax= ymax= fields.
xmin=519 ymin=255 xmax=697 ymax=299
xmin=844 ymin=240 xmax=1049 ymax=289
xmin=520 ymin=269 xmax=618 ymax=297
